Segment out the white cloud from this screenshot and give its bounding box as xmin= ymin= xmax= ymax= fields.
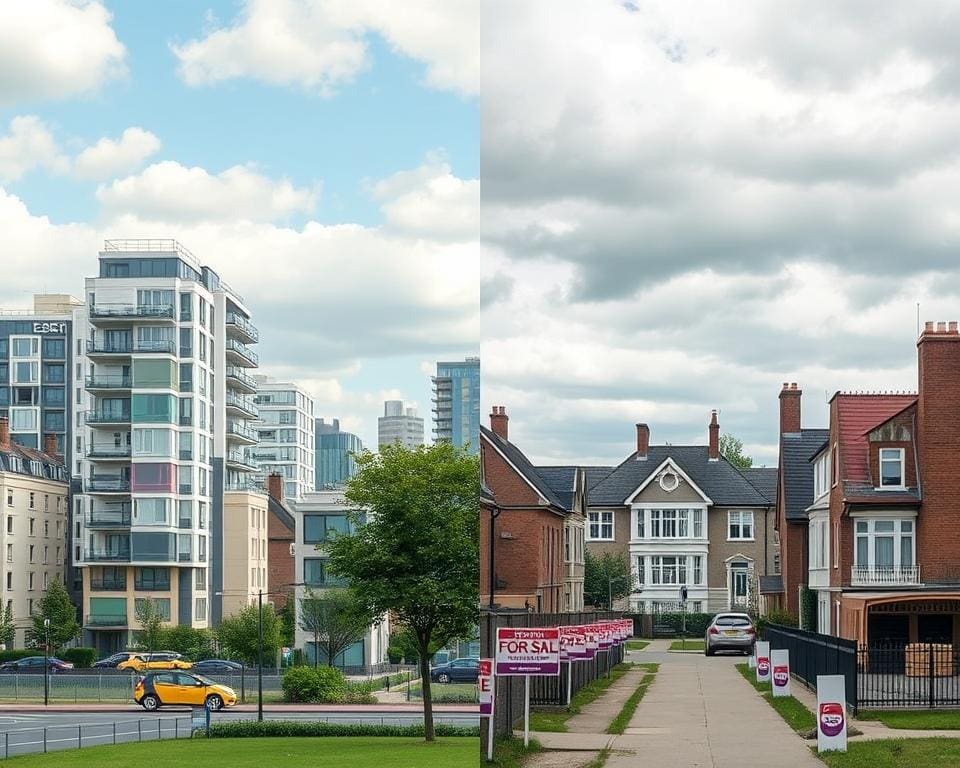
xmin=95 ymin=161 xmax=318 ymax=223
xmin=172 ymin=0 xmax=476 ymax=96
xmin=0 ymin=0 xmax=125 ymax=106
xmin=73 ymin=127 xmax=161 ymax=181
xmin=0 ymin=116 xmax=69 ymax=183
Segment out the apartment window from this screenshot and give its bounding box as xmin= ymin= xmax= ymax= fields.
xmin=5 ymin=517 xmax=11 ymax=535
xmin=179 ymin=327 xmax=193 ymax=357
xmin=198 ymin=502 xmax=207 ymax=530
xmin=195 ymin=597 xmax=207 ymax=621
xmin=195 ymin=569 xmax=207 ymax=590
xmin=179 ymin=293 xmax=192 ymax=321
xmin=43 ymin=572 xmax=49 ymax=588
xmin=814 ymin=451 xmax=831 ymax=499
xmin=303 ymin=514 xmax=352 ymax=544
xmin=809 ymin=517 xmax=829 ymax=569
xmin=5 ymin=544 xmax=11 ymax=563
xmin=587 ymin=511 xmax=614 ymax=540
xmin=728 ymin=510 xmax=754 ymax=540
xmin=879 ymin=448 xmax=905 ymax=488
xmin=42 ymin=546 xmax=47 ymax=564
xmin=27 ymin=599 xmax=33 ymax=615
xmin=135 ymin=567 xmax=170 ymax=591
xmin=29 ymin=517 xmax=35 ymax=534
xmin=133 ymin=428 xmax=174 ymax=457
xmin=135 ymin=597 xmax=171 ymax=621
xmin=11 ymin=337 xmax=39 ymax=357
xmin=855 ymin=519 xmax=914 ymax=570
xmin=303 ymin=558 xmax=345 ymax=587
xmin=28 ymin=572 xmax=34 ymax=590
xmin=13 ymin=362 xmax=39 ymax=384
xmin=5 ymin=491 xmax=11 ymax=507
xmin=134 ymin=498 xmax=170 ymax=525
xmin=650 ymin=555 xmax=687 ymax=585
xmin=693 ymin=555 xmax=703 ymax=585
xmin=56 ymin=547 xmax=61 ymax=565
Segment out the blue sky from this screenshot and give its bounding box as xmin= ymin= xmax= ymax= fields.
xmin=0 ymin=0 xmax=479 ymax=450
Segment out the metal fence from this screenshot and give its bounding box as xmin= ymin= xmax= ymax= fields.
xmin=0 ymin=717 xmax=192 ymax=759
xmin=763 ymin=624 xmax=858 ymax=713
xmin=858 ymin=643 xmax=960 ymax=708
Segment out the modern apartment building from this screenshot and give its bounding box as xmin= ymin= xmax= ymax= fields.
xmin=252 ymin=376 xmax=315 ymax=500
xmin=432 ymin=357 xmax=480 ymax=454
xmin=291 ymin=490 xmax=389 ymax=667
xmin=0 ymin=420 xmax=69 ymax=647
xmin=76 ymin=239 xmax=265 ymax=653
xmin=377 ymin=400 xmax=423 ymax=449
xmin=314 ymin=418 xmax=363 ymax=489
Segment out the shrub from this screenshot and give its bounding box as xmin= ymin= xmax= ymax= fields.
xmin=756 ymin=610 xmax=798 ymax=636
xmin=282 ymin=665 xmax=348 ymax=703
xmin=0 ymin=649 xmax=37 ymax=663
xmin=654 ymin=612 xmax=713 ymax=637
xmin=386 ymin=645 xmax=403 ymax=664
xmin=61 ymin=647 xmax=97 ymax=668
xmin=339 ymin=689 xmax=378 ymax=705
xmin=204 ymin=721 xmax=479 ymax=739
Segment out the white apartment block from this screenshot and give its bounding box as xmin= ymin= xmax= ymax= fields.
xmin=252 ymin=376 xmax=315 ymax=501
xmin=76 ymin=239 xmax=266 ymax=654
xmin=377 ymin=400 xmax=424 ymax=449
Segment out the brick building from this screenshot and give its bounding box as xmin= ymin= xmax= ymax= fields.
xmin=265 ymin=473 xmax=295 ymax=609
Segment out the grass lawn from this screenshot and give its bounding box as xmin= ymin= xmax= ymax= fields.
xmin=607 ymin=664 xmax=658 ymax=734
xmin=668 ymin=639 xmax=704 ymax=651
xmin=0 ymin=737 xmax=477 ymax=767
xmin=528 ymin=663 xmax=634 ymax=732
xmin=625 ymin=640 xmax=649 ymax=651
xmin=491 ymin=737 xmax=542 ymax=767
xmin=857 ymin=710 xmax=960 ymax=730
xmin=408 ymin=682 xmax=477 ymax=703
xmin=734 ymin=663 xmax=816 ymax=733
xmin=818 ymin=738 xmax=960 ymax=767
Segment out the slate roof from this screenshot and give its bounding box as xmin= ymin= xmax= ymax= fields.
xmin=533 ymin=466 xmax=578 ymax=512
xmin=588 ymin=445 xmax=772 ymax=506
xmin=841 ymin=481 xmax=920 ymax=507
xmin=781 ymin=429 xmax=830 ymax=521
xmin=480 ymin=426 xmax=566 ymax=510
xmin=0 ymin=442 xmax=67 ymax=483
xmin=585 ymin=466 xmax=615 ymax=490
xmin=741 ymin=467 xmax=777 ymax=502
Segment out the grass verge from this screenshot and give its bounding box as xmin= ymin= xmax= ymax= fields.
xmin=625 ymin=640 xmax=649 ymax=651
xmin=583 ymin=747 xmax=611 ymax=768
xmin=0 ymin=737 xmax=478 ymax=767
xmin=668 ymin=639 xmax=704 ymax=651
xmin=606 ymin=663 xmax=658 ymax=734
xmin=528 ymin=663 xmax=634 ymax=733
xmin=818 ymin=738 xmax=960 ymax=767
xmin=491 ymin=736 xmax=542 ymax=768
xmin=407 ymin=682 xmax=478 ymax=703
xmin=734 ymin=663 xmax=816 ymax=733
xmin=857 ymin=710 xmax=960 ymax=730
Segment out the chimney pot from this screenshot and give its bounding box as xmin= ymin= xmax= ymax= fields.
xmin=43 ymin=433 xmax=59 ymax=459
xmin=708 ymin=410 xmax=720 ymax=460
xmin=490 ymin=406 xmax=509 ymax=440
xmin=938 ymin=321 xmax=947 ymax=333
xmin=925 ymin=321 xmax=935 ymax=333
xmin=0 ymin=417 xmax=8 ymax=451
xmin=636 ymin=423 xmax=650 ymax=460
xmin=779 ymin=381 xmax=802 ymax=434
xmin=950 ymin=321 xmax=958 ymax=334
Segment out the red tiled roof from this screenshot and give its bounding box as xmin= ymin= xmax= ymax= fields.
xmin=835 ymin=394 xmax=917 ymax=483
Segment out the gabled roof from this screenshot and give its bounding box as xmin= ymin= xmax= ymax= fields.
xmin=781 ymin=429 xmax=830 ymax=521
xmin=533 ymin=466 xmax=578 ymax=512
xmin=588 ymin=445 xmax=771 ymax=507
xmin=0 ymin=441 xmax=67 ymax=483
xmin=585 ymin=466 xmax=614 ymax=490
xmin=834 ymin=393 xmax=917 ymax=484
xmin=480 ymin=425 xmax=566 ymax=510
xmin=741 ymin=466 xmax=778 ymax=501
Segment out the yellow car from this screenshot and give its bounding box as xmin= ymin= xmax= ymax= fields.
xmin=118 ymin=653 xmax=193 ymax=673
xmin=134 ymin=671 xmax=237 ymax=711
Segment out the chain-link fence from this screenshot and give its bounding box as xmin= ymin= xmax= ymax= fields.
xmin=0 ymin=716 xmax=192 ymax=759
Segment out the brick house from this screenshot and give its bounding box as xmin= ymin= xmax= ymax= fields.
xmin=265 ymin=473 xmax=295 ymax=609
xmin=794 ymin=321 xmax=960 ymax=646
xmin=480 ymin=407 xmax=584 ymax=612
xmin=585 ymin=413 xmax=777 ymax=614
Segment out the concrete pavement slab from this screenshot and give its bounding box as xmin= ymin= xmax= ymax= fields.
xmin=520 ymin=731 xmax=615 ymax=750
xmin=564 ymin=668 xmax=648 ymax=733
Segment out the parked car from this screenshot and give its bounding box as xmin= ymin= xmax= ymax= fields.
xmin=93 ymin=652 xmax=139 ymax=669
xmin=134 ymin=670 xmax=237 ymax=711
xmin=0 ymin=656 xmax=74 ymax=673
xmin=430 ymin=657 xmax=480 ymax=683
xmin=118 ymin=653 xmax=192 ymax=673
xmin=704 ymin=612 xmax=757 ymax=656
xmin=191 ymin=659 xmax=243 ymax=674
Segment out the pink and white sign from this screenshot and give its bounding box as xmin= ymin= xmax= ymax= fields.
xmin=771 ymin=649 xmax=791 ymax=697
xmin=565 ymin=626 xmax=589 ymax=660
xmin=816 ymin=675 xmax=848 ymax=753
xmin=478 ymin=659 xmax=494 ymax=716
xmin=755 ymin=641 xmax=771 ymax=683
xmin=597 ymin=623 xmax=613 ymax=650
xmin=496 ymin=627 xmax=561 ymax=676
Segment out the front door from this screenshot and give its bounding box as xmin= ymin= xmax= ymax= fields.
xmin=730 ymin=563 xmax=749 ymax=608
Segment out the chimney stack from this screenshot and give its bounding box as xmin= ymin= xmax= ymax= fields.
xmin=267 ymin=473 xmax=284 ymax=503
xmin=0 ymin=417 xmax=9 ymax=451
xmin=636 ymin=423 xmax=650 ymax=460
xmin=708 ymin=410 xmax=720 ymax=460
xmin=490 ymin=406 xmax=509 ymax=440
xmin=43 ymin=433 xmax=59 ymax=459
xmin=778 ymin=382 xmax=802 ymax=435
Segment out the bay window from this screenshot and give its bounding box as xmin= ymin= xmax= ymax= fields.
xmin=649 ymin=554 xmax=703 ymax=586
xmin=640 ymin=507 xmax=704 ymax=539
xmin=855 ymin=518 xmax=914 ymax=570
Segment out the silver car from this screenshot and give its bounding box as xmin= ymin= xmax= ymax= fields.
xmin=704 ymin=612 xmax=756 ymax=656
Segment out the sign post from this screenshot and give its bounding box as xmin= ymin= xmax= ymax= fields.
xmin=816 ymin=675 xmax=847 ymax=753
xmin=495 ymin=627 xmax=561 ymax=748
xmin=771 ymin=649 xmax=791 ymax=698
xmin=479 ymin=659 xmax=494 ymax=762
xmin=679 ymin=586 xmax=688 ymax=650
xmin=755 ymin=640 xmax=771 ymax=684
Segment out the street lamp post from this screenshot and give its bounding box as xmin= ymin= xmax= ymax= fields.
xmin=488 ymin=505 xmax=501 ymax=609
xmin=43 ymin=618 xmax=50 ymax=706
xmin=257 ymin=589 xmax=263 ymax=723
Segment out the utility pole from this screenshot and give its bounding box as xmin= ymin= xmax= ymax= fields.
xmin=43 ymin=618 xmax=50 ymax=706
xmin=257 ymin=589 xmax=264 ymax=723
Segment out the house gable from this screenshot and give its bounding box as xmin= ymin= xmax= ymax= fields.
xmin=624 ymin=458 xmax=713 ymax=505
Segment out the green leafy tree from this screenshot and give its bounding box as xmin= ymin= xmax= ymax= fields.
xmin=27 ymin=579 xmax=78 ymax=651
xmin=134 ymin=599 xmax=165 ymax=656
xmin=327 ymin=443 xmax=479 ymax=742
xmin=279 ymin=599 xmax=296 ymax=649
xmin=0 ymin=604 xmax=15 ymax=649
xmin=584 ymin=551 xmax=633 ymax=609
xmin=158 ymin=625 xmax=215 ymax=661
xmin=720 ymin=433 xmax=753 ymax=470
xmin=298 ymin=588 xmax=372 ymax=668
xmin=216 ymin=603 xmax=283 ymax=667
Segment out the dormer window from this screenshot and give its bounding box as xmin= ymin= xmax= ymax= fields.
xmin=879 ymin=448 xmax=905 ymax=489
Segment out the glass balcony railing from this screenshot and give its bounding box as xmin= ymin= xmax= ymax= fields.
xmin=89 ymin=579 xmax=127 ymax=591
xmin=227 ymin=422 xmax=258 ymax=442
xmin=84 ymin=550 xmax=131 ymax=562
xmin=225 ymin=312 xmax=259 ymax=342
xmin=226 ymin=366 xmax=257 ymax=392
xmin=86 ymin=445 xmax=132 ymax=459
xmin=85 ymin=614 xmax=128 ymax=626
xmin=225 ymin=338 xmax=259 ymax=367
xmin=90 ymin=305 xmax=174 ymax=320
xmin=86 ymin=340 xmax=176 ymax=355
xmin=86 ymin=375 xmax=132 ymax=389
xmin=86 ymin=507 xmax=132 ymax=527
xmin=84 ymin=478 xmax=131 ymax=493
xmin=86 ymin=411 xmax=131 ymax=425
xmin=226 ymin=392 xmax=259 ymax=417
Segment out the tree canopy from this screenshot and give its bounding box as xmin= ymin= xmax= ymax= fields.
xmin=216 ymin=602 xmax=283 ymax=667
xmin=720 ymin=433 xmax=753 ymax=470
xmin=27 ymin=580 xmax=78 ymax=651
xmin=584 ymin=551 xmax=633 ymax=609
xmin=298 ymin=587 xmax=372 ymax=667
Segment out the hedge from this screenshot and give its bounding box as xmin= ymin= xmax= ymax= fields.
xmin=653 ymin=612 xmax=713 ymax=637
xmin=204 ymin=721 xmax=480 ymax=739
xmin=61 ymin=647 xmax=97 ymax=668
xmin=282 ymin=665 xmax=347 ymax=703
xmin=0 ymin=650 xmax=38 ymax=662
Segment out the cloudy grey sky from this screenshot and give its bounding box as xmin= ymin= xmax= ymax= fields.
xmin=480 ymin=0 xmax=960 ymax=467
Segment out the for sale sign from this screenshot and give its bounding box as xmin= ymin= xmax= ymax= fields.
xmin=478 ymin=659 xmax=494 ymax=716
xmin=597 ymin=623 xmax=613 ymax=650
xmin=583 ymin=626 xmax=599 ymax=660
xmin=771 ymin=649 xmax=791 ymax=698
xmin=816 ymin=675 xmax=847 ymax=753
xmin=755 ymin=641 xmax=771 ymax=683
xmin=565 ymin=626 xmax=589 ymax=660
xmin=496 ymin=627 xmax=561 ymax=676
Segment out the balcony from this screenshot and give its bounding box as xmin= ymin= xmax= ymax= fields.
xmin=89 ymin=578 xmax=127 ymax=591
xmin=226 ymin=451 xmax=258 ymax=472
xmin=85 ymin=614 xmax=128 ymax=627
xmin=225 ymin=312 xmax=259 ymax=344
xmin=225 ymin=479 xmax=266 ymax=494
xmin=86 ymin=507 xmax=132 ymax=528
xmin=850 ymin=565 xmax=921 ymax=587
xmin=226 ymin=366 xmax=257 ymax=394
xmin=86 ymin=444 xmax=131 ymax=460
xmin=86 ymin=340 xmax=176 ymax=357
xmin=225 ymin=392 xmax=259 ymax=419
xmin=84 ymin=549 xmax=131 ymax=563
xmin=225 ymin=338 xmax=259 ymax=368
xmin=89 ymin=304 xmax=174 ymax=324
xmin=86 ymin=375 xmax=132 ymax=391
xmin=86 ymin=411 xmax=131 ymax=427
xmin=227 ymin=422 xmax=258 ymax=445
xmin=84 ymin=478 xmax=131 ymax=494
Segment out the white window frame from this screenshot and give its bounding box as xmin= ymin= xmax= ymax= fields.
xmin=878 ymin=448 xmax=906 ymax=490
xmin=854 ymin=518 xmax=915 ymax=569
xmin=10 ymin=336 xmax=40 ymax=359
xmin=587 ymin=510 xmax=614 ymax=541
xmin=814 ymin=451 xmax=830 ymax=499
xmin=727 ymin=510 xmax=754 ymax=541
xmin=808 ymin=516 xmax=829 ymax=570
xmin=10 ymin=407 xmax=39 ymax=433
xmin=634 ymin=506 xmax=706 ymax=541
